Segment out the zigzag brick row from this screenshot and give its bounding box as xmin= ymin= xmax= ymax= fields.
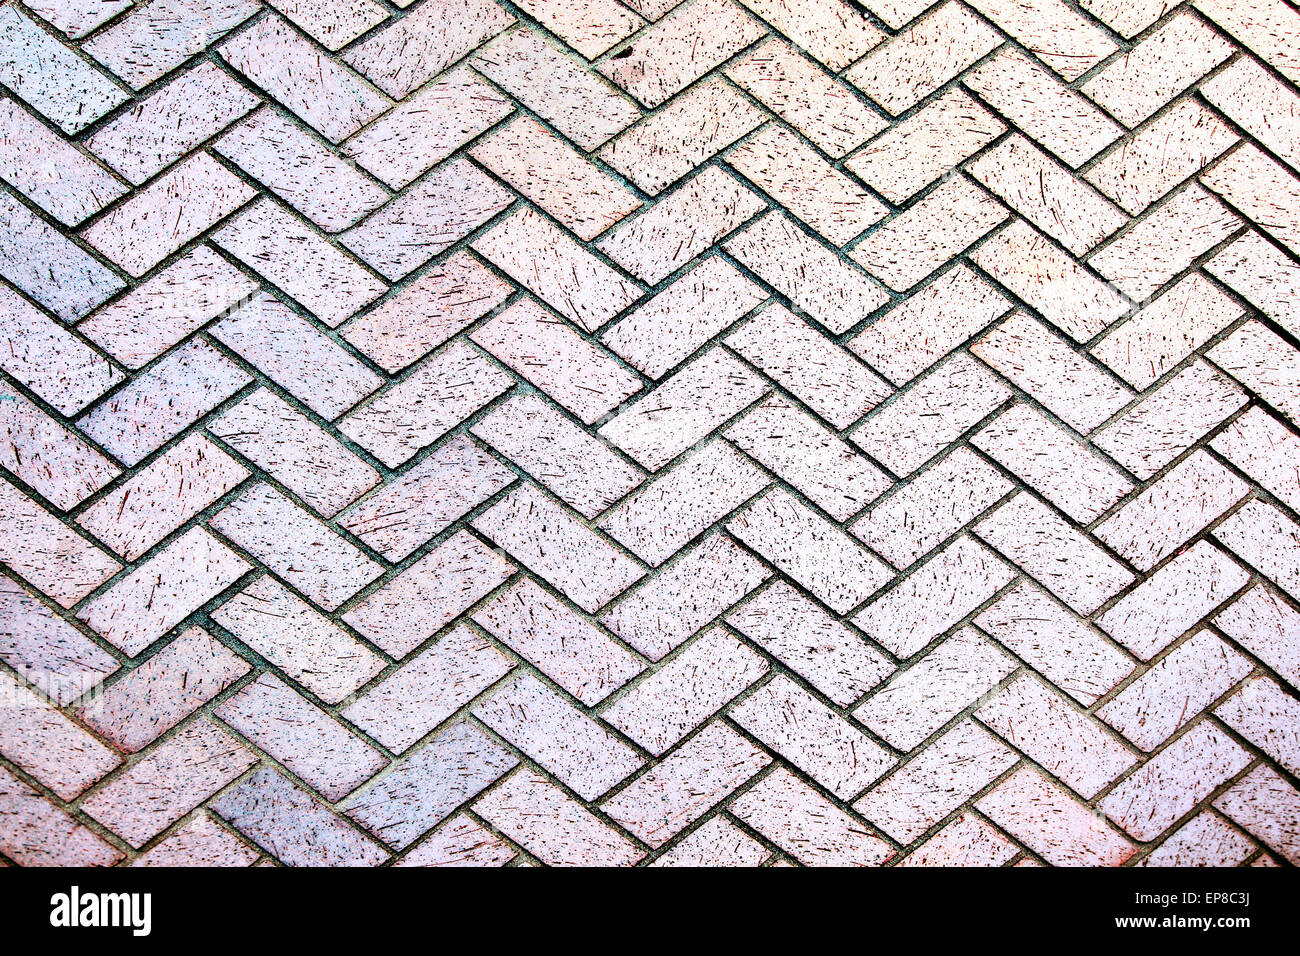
xmin=0 ymin=0 xmax=1298 ymax=867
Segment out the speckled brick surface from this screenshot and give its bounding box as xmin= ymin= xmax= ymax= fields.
xmin=0 ymin=0 xmax=1298 ymax=868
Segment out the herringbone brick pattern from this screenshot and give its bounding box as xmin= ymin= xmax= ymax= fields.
xmin=1 ymin=0 xmax=1298 ymax=868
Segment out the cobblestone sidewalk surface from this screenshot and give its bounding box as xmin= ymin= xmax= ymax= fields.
xmin=1 ymin=0 xmax=1299 ymax=868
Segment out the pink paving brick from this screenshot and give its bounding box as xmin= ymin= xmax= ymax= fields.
xmin=853 ymin=534 xmax=1014 ymax=658
xmin=340 ymin=158 xmax=514 ymax=282
xmin=471 ymin=392 xmax=644 ymax=519
xmin=342 ymin=625 xmax=514 ymax=753
xmin=0 ymin=577 xmax=118 ymax=706
xmin=726 ymin=397 xmax=891 ymax=522
xmin=0 ymin=479 xmax=121 ymax=608
xmin=974 ymin=580 xmax=1134 ymax=707
xmin=211 ymin=576 xmax=386 ymax=705
xmin=727 ymin=580 xmax=894 ymax=706
xmin=343 ymin=529 xmax=515 ymax=658
xmin=471 ymin=298 xmax=641 ymax=425
xmin=1215 ymin=583 xmax=1300 ymax=692
xmin=1214 ymin=765 xmax=1300 ymax=865
xmin=976 ymin=674 xmax=1136 ymax=799
xmin=600 ymin=440 xmax=768 ymax=566
xmin=897 ymin=812 xmax=1020 ymax=867
xmin=473 ymin=673 xmax=643 ymax=799
xmin=731 ymin=675 xmax=894 ymax=798
xmin=130 ymin=812 xmax=258 ymax=867
xmin=339 ymin=434 xmax=514 ymax=561
xmin=345 ymin=721 xmax=516 ymax=849
xmin=471 ymin=116 xmax=638 ymax=243
xmin=473 ymin=768 xmax=643 ymax=866
xmin=212 ymin=197 xmax=386 ymax=328
xmin=216 ymin=673 xmax=388 ymax=802
xmin=649 ymin=814 xmax=769 ymax=866
xmin=853 ymin=627 xmax=1016 ymax=751
xmin=726 ymin=304 xmax=891 ymax=430
xmin=728 ymin=488 xmax=893 ymax=615
xmin=396 ymin=812 xmax=517 ymax=867
xmin=210 ymin=483 xmax=382 ymax=612
xmin=855 ymin=719 xmax=1017 ymax=844
xmin=601 ymin=627 xmax=768 ymax=755
xmin=975 ymin=493 xmax=1134 ymax=615
xmin=0 ymin=666 xmax=120 ymax=800
xmin=209 ymin=389 xmax=380 ymax=519
xmin=77 ymin=246 xmax=259 ymax=370
xmin=1137 ymin=811 xmax=1258 ymax=868
xmin=337 ymin=341 xmax=514 ymax=468
xmin=601 ymin=532 xmax=770 ymax=661
xmin=473 ymin=577 xmax=644 ymax=706
xmin=77 ymin=433 xmax=249 ymax=561
xmin=730 ymin=766 xmax=894 ymax=866
xmin=604 ymin=721 xmax=769 ymax=847
xmin=0 ymin=382 xmax=116 ymax=512
xmin=211 ymin=765 xmax=389 ymax=866
xmin=341 ymin=251 xmax=512 ymax=374
xmin=82 ymin=718 xmax=257 ymax=847
xmin=1098 ymin=629 xmax=1254 ymax=752
xmin=1217 ymin=675 xmax=1300 ymax=777
xmin=78 ymin=625 xmax=250 ymax=753
xmin=77 ymin=525 xmax=248 ymax=656
xmin=0 ymin=765 xmax=122 ymax=866
xmin=598 ymin=167 xmax=765 ymax=285
xmin=1099 ymin=720 xmax=1252 ymax=842
xmin=76 ymin=337 xmax=253 ymax=467
xmin=1214 ymin=499 xmax=1300 ymax=603
xmin=976 ymin=766 xmax=1137 ymax=867
xmin=86 ymin=0 xmax=258 ymax=90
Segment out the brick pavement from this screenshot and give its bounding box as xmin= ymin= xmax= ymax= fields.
xmin=1 ymin=0 xmax=1298 ymax=867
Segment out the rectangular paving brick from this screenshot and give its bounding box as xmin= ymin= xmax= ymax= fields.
xmin=603 ymin=721 xmax=769 ymax=847
xmin=340 ymin=434 xmax=514 ymax=561
xmin=211 ymin=575 xmax=386 ymax=705
xmin=473 ymin=577 xmax=644 ymax=706
xmin=1214 ymin=765 xmax=1300 ymax=865
xmin=473 ymin=767 xmax=643 ymax=866
xmin=87 ymin=0 xmax=258 ymax=90
xmin=1218 ymin=676 xmax=1300 ymax=777
xmin=129 ymin=812 xmax=259 ymax=867
xmin=1215 ymin=583 xmax=1300 ymax=692
xmin=1099 ymin=629 xmax=1254 ymax=752
xmin=727 ymin=304 xmax=892 ymax=430
xmin=855 ymin=719 xmax=1016 ymax=844
xmin=1209 ymin=320 xmax=1300 ymax=424
xmin=77 ymin=524 xmax=248 ymax=656
xmin=474 ymin=673 xmax=644 ymax=799
xmin=77 ymin=433 xmax=248 ymax=561
xmin=0 ymin=666 xmax=120 ymax=800
xmin=345 ymin=721 xmax=517 ymax=849
xmin=77 ymin=337 xmax=253 ymax=467
xmin=395 ymin=812 xmax=517 ymax=867
xmin=649 ymin=814 xmax=768 ymax=866
xmin=343 ymin=625 xmax=514 ymax=753
xmin=211 ymin=482 xmax=382 ymax=612
xmin=1137 ymin=811 xmax=1258 ymax=868
xmin=472 ymin=27 xmax=640 ymax=152
xmin=78 ymin=625 xmax=250 ymax=753
xmin=343 ymin=529 xmax=514 ymax=658
xmin=853 ymin=627 xmax=1016 ymax=751
xmin=602 ymin=627 xmax=768 ymax=755
xmin=212 ymin=197 xmax=386 ymax=327
xmin=1207 ymin=232 xmax=1300 ymax=340
xmin=729 ymin=488 xmax=893 ymax=614
xmin=601 ymin=532 xmax=770 ymax=661
xmin=0 ymin=764 xmax=122 ymax=866
xmin=728 ymin=580 xmax=893 ymax=706
xmin=1214 ymin=498 xmax=1300 ymax=603
xmin=0 ymin=577 xmax=118 ymax=706
xmin=341 ymin=252 xmax=512 ymax=374
xmin=1212 ymin=406 xmax=1300 ymax=515
xmin=898 ymin=812 xmax=1019 ymax=867
xmin=82 ymin=718 xmax=256 ymax=847
xmin=209 ymin=389 xmax=379 ymax=519
xmin=732 ymin=675 xmax=894 ymax=797
xmin=217 ymin=673 xmax=388 ymax=801
xmin=977 ymin=766 xmax=1136 ymax=866
xmin=730 ymin=766 xmax=893 ymax=866
xmin=853 ymin=535 xmax=1015 ymax=658
xmin=1096 ymin=540 xmax=1249 ymax=660
xmin=600 ymin=440 xmax=769 ymax=566
xmin=338 ymin=341 xmax=514 ymax=468
xmin=211 ymin=765 xmax=389 ymax=866
xmin=471 ymin=298 xmax=641 ymax=425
